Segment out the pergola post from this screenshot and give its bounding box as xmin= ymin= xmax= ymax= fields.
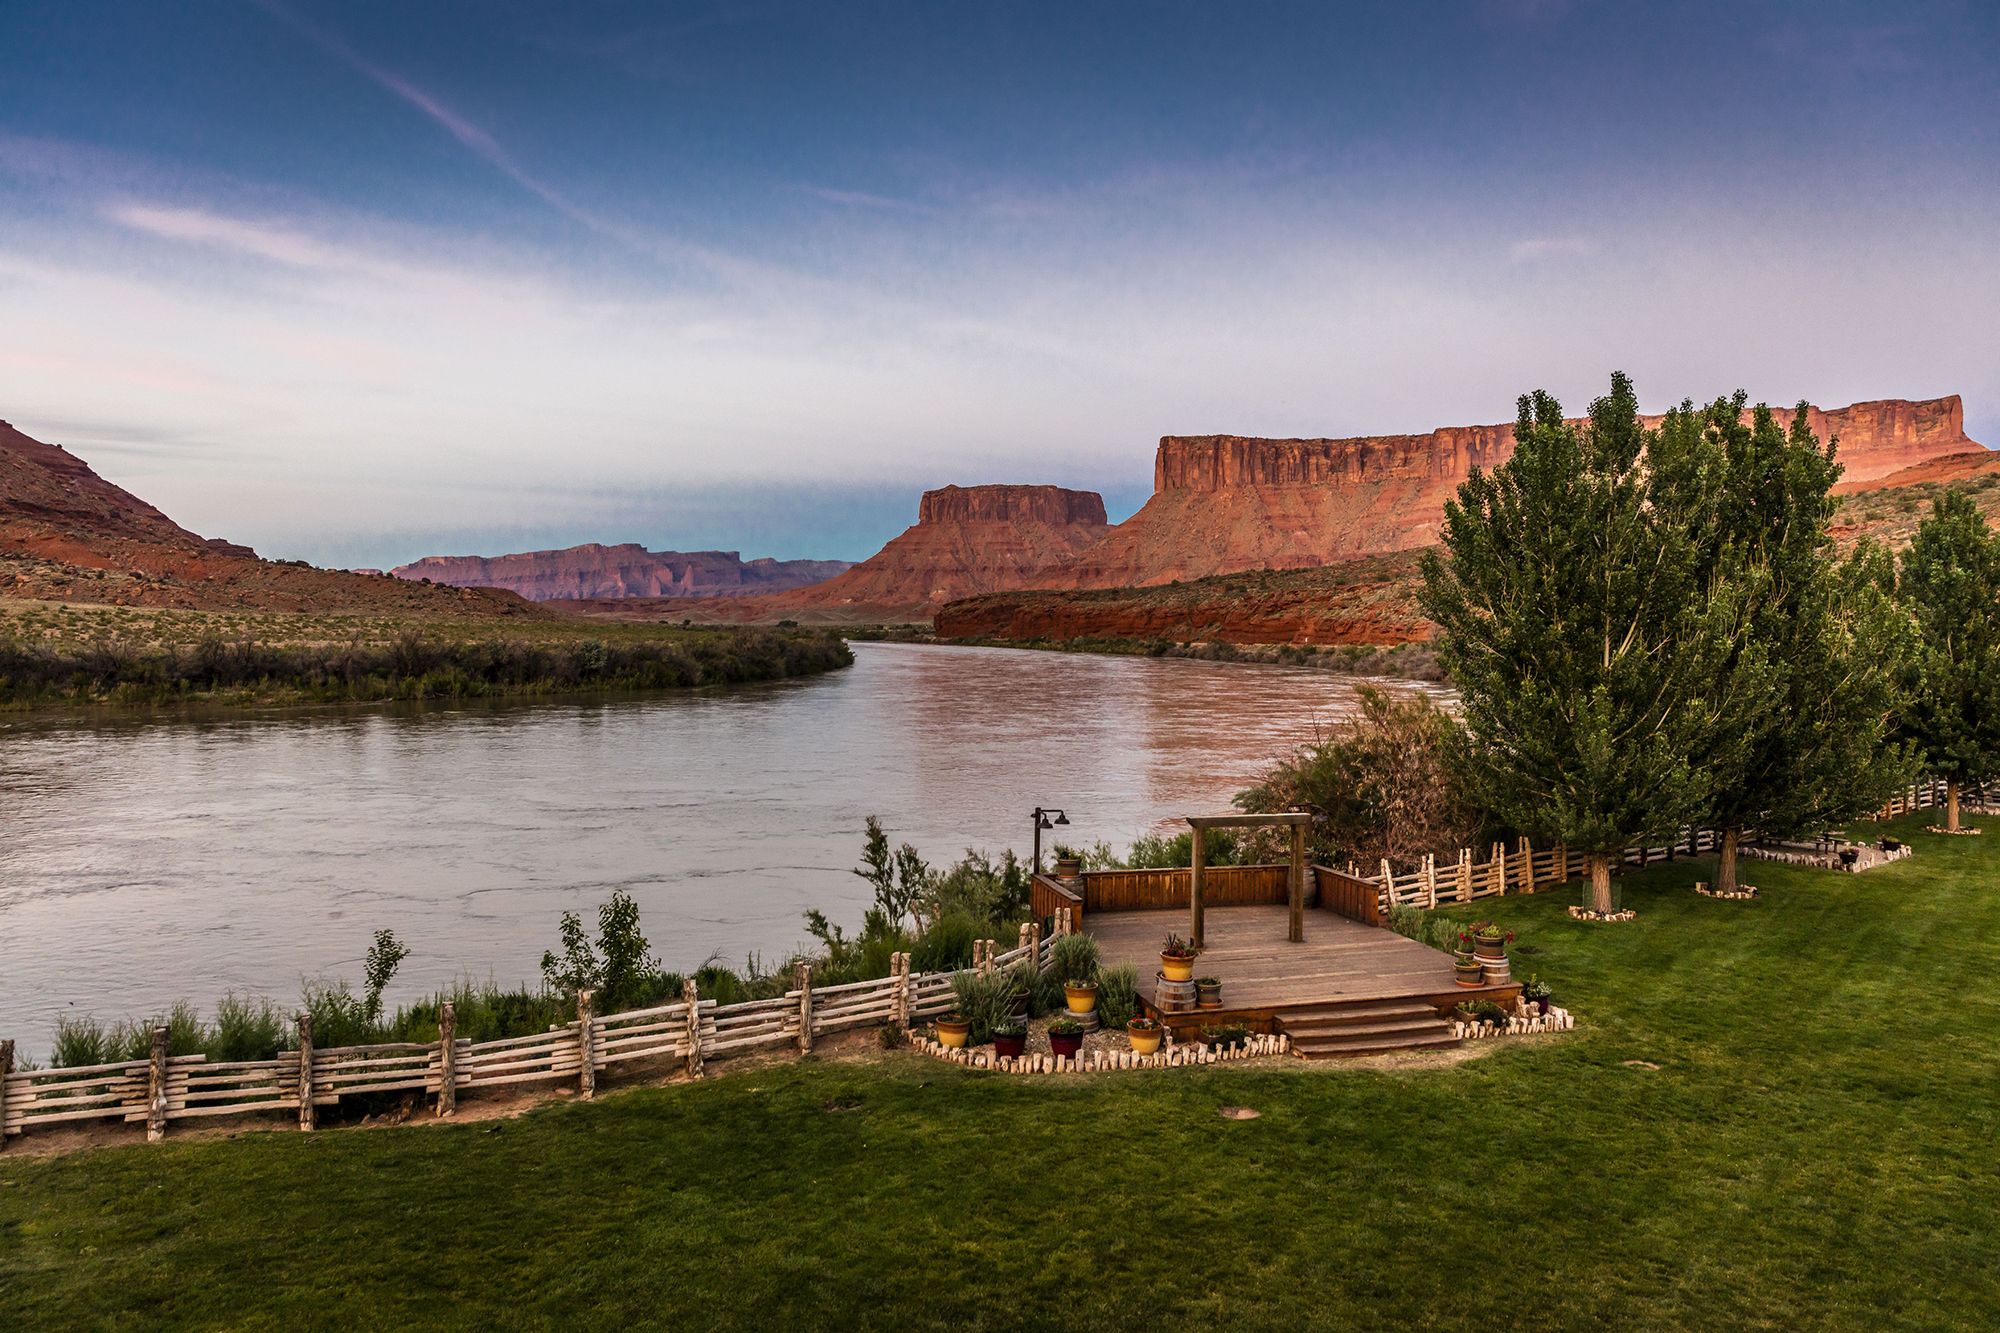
xmin=1288 ymin=821 xmax=1306 ymax=944
xmin=1190 ymin=824 xmax=1207 ymax=948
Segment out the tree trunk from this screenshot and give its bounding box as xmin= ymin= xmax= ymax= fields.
xmin=1587 ymin=853 xmax=1613 ymax=914
xmin=1716 ymin=827 xmax=1741 ymax=894
xmin=1948 ymin=780 xmax=1961 ymax=832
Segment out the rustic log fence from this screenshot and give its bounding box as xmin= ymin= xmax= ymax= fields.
xmin=1 ymin=922 xmax=1068 ymax=1149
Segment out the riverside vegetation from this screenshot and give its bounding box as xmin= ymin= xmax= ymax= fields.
xmin=0 ymin=601 xmax=851 ymax=708
xmin=2 ymin=810 xmax=1995 ymax=1328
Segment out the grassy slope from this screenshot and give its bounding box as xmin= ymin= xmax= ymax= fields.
xmin=3 ymin=812 xmax=1995 ymax=1330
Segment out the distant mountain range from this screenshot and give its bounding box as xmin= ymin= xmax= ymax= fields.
xmin=389 ymin=544 xmax=851 ymax=601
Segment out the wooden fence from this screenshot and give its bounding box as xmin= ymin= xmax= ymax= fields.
xmin=1 ymin=925 xmax=1068 ymax=1149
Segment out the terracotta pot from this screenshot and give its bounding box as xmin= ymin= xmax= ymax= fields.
xmin=1049 ymin=1030 xmax=1084 ymax=1058
xmin=1160 ymin=954 xmax=1196 ymax=983
xmin=1055 ymin=856 xmax=1082 ymax=879
xmin=1127 ymin=1022 xmax=1163 ymax=1056
xmin=1064 ymin=983 xmax=1098 ymax=1015
xmin=994 ymin=1031 xmax=1027 ymax=1058
xmin=1454 ymin=962 xmax=1485 ymax=988
xmin=936 ymin=1018 xmax=970 ymax=1049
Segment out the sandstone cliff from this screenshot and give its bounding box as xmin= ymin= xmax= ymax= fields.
xmin=729 ymin=483 xmax=1111 ymax=622
xmin=0 ymin=419 xmax=538 ymax=616
xmin=389 ymin=543 xmax=850 ymax=601
xmin=1047 ymin=396 xmax=1983 ymax=589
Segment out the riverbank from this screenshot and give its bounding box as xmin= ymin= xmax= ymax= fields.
xmin=928 ymin=632 xmax=1443 ymax=680
xmin=0 ymin=600 xmax=853 ymax=710
xmin=3 ymin=811 xmax=1993 ymax=1327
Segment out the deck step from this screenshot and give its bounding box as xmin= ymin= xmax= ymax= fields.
xmin=1288 ymin=1030 xmax=1462 ymax=1059
xmin=1276 ymin=997 xmax=1459 ymax=1059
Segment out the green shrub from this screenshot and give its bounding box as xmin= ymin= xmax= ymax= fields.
xmin=1048 ymin=932 xmax=1100 ymax=985
xmin=209 ymin=994 xmax=287 ymax=1062
xmin=949 ymin=971 xmax=1009 ymax=1046
xmin=1096 ymin=965 xmax=1140 ymax=1029
xmin=911 ymin=912 xmax=982 ymax=973
xmin=51 ymin=1014 xmax=113 ymax=1068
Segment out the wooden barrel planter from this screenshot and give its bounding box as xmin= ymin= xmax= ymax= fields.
xmin=1154 ymin=975 xmax=1198 ymax=1013
xmin=1481 ymin=957 xmax=1512 ymax=984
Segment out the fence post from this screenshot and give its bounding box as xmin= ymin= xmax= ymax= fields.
xmin=1520 ymin=837 xmax=1536 ymax=894
xmin=296 ymin=1013 xmax=315 ymax=1132
xmin=683 ymin=978 xmax=704 ymax=1079
xmin=1457 ymin=849 xmax=1472 ymax=902
xmin=145 ymin=1025 xmax=170 ymax=1143
xmin=1379 ymin=859 xmax=1394 ymax=902
xmin=577 ymin=988 xmax=597 ymax=1100
xmin=796 ymin=963 xmax=814 ymax=1055
xmin=1027 ymin=920 xmax=1041 ymax=971
xmin=1492 ymin=842 xmax=1506 ymax=896
xmin=1423 ymin=853 xmax=1437 ymax=908
xmin=436 ymin=1001 xmax=457 ymax=1118
xmin=890 ymin=953 xmax=909 ymax=1030
xmin=0 ymin=1039 xmax=12 ymax=1152
xmin=1556 ymin=842 xmax=1568 ymax=883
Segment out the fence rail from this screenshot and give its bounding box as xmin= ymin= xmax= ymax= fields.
xmin=0 ymin=916 xmax=1079 ymax=1150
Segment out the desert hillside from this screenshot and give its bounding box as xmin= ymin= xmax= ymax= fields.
xmin=0 ymin=420 xmax=540 ymax=617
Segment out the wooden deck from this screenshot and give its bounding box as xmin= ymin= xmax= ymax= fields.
xmin=1089 ymin=904 xmax=1519 ymax=1036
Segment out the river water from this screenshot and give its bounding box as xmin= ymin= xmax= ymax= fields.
xmin=0 ymin=643 xmax=1430 ymax=1054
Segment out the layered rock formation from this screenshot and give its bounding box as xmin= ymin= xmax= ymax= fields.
xmin=0 ymin=419 xmax=538 ymax=615
xmin=733 ymin=484 xmax=1111 ymax=622
xmin=389 ymin=544 xmax=850 ymax=601
xmin=1045 ymin=396 xmax=1983 ymax=589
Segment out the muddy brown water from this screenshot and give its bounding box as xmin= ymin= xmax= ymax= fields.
xmin=0 ymin=642 xmax=1437 ymax=1057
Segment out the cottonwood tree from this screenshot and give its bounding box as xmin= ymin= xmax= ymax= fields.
xmin=1419 ymin=373 xmax=1752 ymax=913
xmin=1669 ymin=397 xmax=1914 ymax=889
xmin=1899 ymin=489 xmax=2000 ymax=830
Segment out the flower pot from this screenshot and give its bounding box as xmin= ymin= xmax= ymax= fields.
xmin=1160 ymin=954 xmax=1196 ymax=983
xmin=1049 ymin=1030 xmax=1084 ymax=1058
xmin=1454 ymin=962 xmax=1485 ymax=987
xmin=1127 ymin=1022 xmax=1163 ymax=1056
xmin=1064 ymin=983 xmax=1098 ymax=1015
xmin=936 ymin=1018 xmax=970 ymax=1049
xmin=1474 ymin=936 xmax=1507 ymax=960
xmin=1054 ymin=856 xmax=1082 ymax=879
xmin=993 ymin=1030 xmax=1027 ymax=1058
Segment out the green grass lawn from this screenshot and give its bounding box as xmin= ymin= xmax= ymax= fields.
xmin=3 ymin=812 xmax=1995 ymax=1330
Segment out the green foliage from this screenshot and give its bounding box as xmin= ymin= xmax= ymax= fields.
xmin=1236 ymin=686 xmax=1481 ymax=869
xmin=1670 ymin=397 xmax=1916 ymax=845
xmin=948 ymin=971 xmax=1012 ymax=1046
xmin=1124 ymin=828 xmax=1241 ymax=868
xmin=1899 ymin=489 xmax=2000 ymax=788
xmin=909 ymin=912 xmax=982 ymax=973
xmin=539 ymin=890 xmax=668 ymax=1010
xmin=1048 ymin=840 xmax=1121 ymax=870
xmin=1420 ymin=374 xmax=1749 ymax=904
xmin=1095 ymin=964 xmax=1140 ymax=1029
xmin=1048 ymin=932 xmax=1100 ymax=987
xmin=361 ymin=930 xmax=409 ymax=1022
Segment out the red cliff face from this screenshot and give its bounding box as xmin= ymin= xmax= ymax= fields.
xmin=1046 ymin=395 xmax=1982 ymax=589
xmin=388 ymin=544 xmax=850 ymax=601
xmin=742 ymin=484 xmax=1111 ymax=622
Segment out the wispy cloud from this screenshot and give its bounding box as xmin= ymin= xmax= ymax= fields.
xmin=798 ymin=184 xmax=937 ymax=214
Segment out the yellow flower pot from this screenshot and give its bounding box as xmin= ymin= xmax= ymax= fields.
xmin=1160 ymin=954 xmax=1195 ymax=983
xmin=935 ymin=1019 xmax=970 ymax=1049
xmin=1064 ymin=983 xmax=1098 ymax=1015
xmin=1128 ymin=1022 xmax=1164 ymax=1055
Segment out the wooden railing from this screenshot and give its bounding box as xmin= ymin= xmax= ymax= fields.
xmin=1030 ymin=874 xmax=1086 ymax=931
xmin=1074 ymin=864 xmax=1292 ymax=914
xmin=1313 ymin=865 xmax=1383 ymax=926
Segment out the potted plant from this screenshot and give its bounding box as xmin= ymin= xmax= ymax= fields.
xmin=1195 ymin=977 xmax=1223 ymax=1008
xmin=992 ymin=1020 xmax=1027 ymax=1059
xmin=1063 ymin=978 xmax=1099 ymax=1015
xmin=1126 ymin=1016 xmax=1164 ymax=1056
xmin=1522 ymin=976 xmax=1553 ymax=1015
xmin=1160 ymin=933 xmax=1200 ymax=983
xmin=1454 ymin=955 xmax=1485 ymax=987
xmin=1454 ymin=930 xmax=1477 ymax=966
xmin=1048 ymin=1016 xmax=1086 ymax=1058
xmin=1054 ymin=852 xmax=1083 ymax=879
xmin=935 ymin=1014 xmax=971 ymax=1048
xmin=1471 ymin=922 xmax=1515 ymax=960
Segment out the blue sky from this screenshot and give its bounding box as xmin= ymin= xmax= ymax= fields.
xmin=1 ymin=1 xmax=1995 ymax=566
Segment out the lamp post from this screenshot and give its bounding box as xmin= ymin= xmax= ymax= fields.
xmin=1031 ymin=806 xmax=1069 ymax=874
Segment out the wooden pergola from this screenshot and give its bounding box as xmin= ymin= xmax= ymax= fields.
xmin=1185 ymin=811 xmax=1314 ymax=948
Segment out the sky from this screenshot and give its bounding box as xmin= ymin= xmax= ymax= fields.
xmin=0 ymin=0 xmax=1995 ymax=568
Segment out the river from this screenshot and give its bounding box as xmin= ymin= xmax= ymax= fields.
xmin=0 ymin=642 xmax=1433 ymax=1054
